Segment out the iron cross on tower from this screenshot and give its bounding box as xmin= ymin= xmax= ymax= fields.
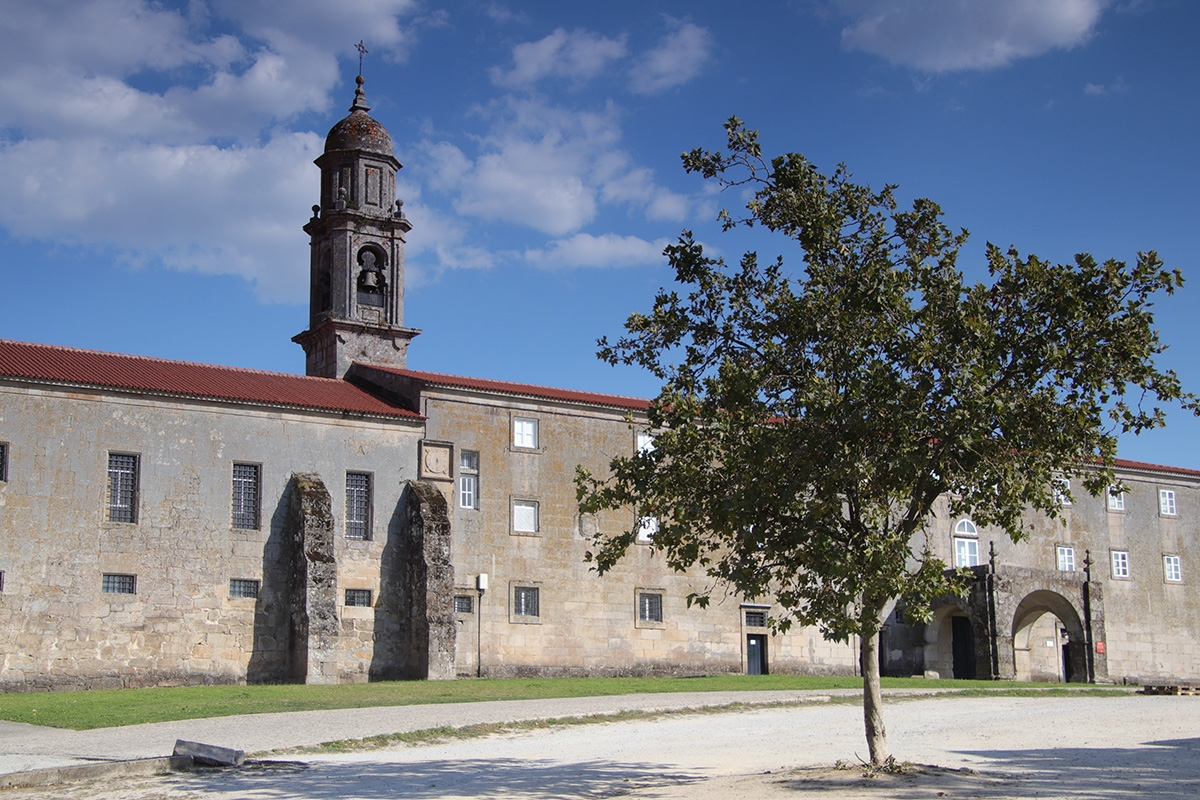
xmin=355 ymin=40 xmax=368 ymax=76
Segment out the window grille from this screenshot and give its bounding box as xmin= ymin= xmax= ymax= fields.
xmin=1111 ymin=551 xmax=1130 ymax=579
xmin=1160 ymin=489 xmax=1177 ymax=516
xmin=638 ymin=593 xmax=663 ymax=623
xmin=513 ymin=586 xmax=539 ymax=617
xmin=1057 ymin=546 xmax=1076 ymax=572
xmin=102 ymin=573 xmax=136 ymax=594
xmin=229 ymin=579 xmax=260 ymax=599
xmin=231 ymin=463 xmax=260 ymax=529
xmin=745 ymin=609 xmax=767 ymax=628
xmin=107 ymin=453 xmax=139 ymax=523
xmin=345 ymin=588 xmax=373 ymax=607
xmin=460 ymin=451 xmax=479 ymax=509
xmin=513 ymin=418 xmax=538 ymax=449
xmin=346 ymin=472 xmax=371 ymax=539
xmin=0 ymin=442 xmax=7 ymax=481
xmin=454 ymin=595 xmax=474 ymax=613
xmin=1164 ymin=555 xmax=1182 ymax=583
xmin=513 ymin=500 xmax=538 ymax=533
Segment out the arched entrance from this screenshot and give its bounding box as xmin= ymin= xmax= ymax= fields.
xmin=924 ymin=605 xmax=979 ymax=679
xmin=1011 ymin=590 xmax=1086 ymax=682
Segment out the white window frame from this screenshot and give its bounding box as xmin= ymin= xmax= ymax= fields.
xmin=1107 ymin=487 xmax=1125 ymax=512
xmin=1159 ymin=489 xmax=1177 ymax=517
xmin=635 ymin=515 xmax=658 ymax=543
xmin=954 ymin=537 xmax=980 ymax=568
xmin=1164 ymin=554 xmax=1182 ymax=583
xmin=512 ymin=499 xmax=539 ymax=534
xmin=459 ymin=450 xmax=479 ymax=510
xmin=1057 ymin=545 xmax=1076 ymax=572
xmin=513 ymin=417 xmax=538 ymax=450
xmin=1111 ymin=550 xmax=1130 ymax=579
xmin=1053 ymin=478 xmax=1072 ymax=507
xmin=636 ymin=431 xmax=655 ymax=454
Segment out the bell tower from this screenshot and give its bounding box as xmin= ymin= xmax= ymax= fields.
xmin=293 ymin=75 xmax=420 ymax=379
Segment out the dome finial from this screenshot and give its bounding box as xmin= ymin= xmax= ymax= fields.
xmin=351 ymin=41 xmax=371 ymax=112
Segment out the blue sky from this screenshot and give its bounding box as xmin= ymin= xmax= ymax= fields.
xmin=2 ymin=0 xmax=1198 ymax=468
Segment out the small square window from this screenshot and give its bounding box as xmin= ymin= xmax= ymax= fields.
xmin=638 ymin=592 xmax=663 ymax=623
xmin=1164 ymin=555 xmax=1182 ymax=583
xmin=107 ymin=453 xmax=139 ymax=523
xmin=454 ymin=595 xmax=474 ymax=613
xmin=513 ymin=500 xmax=539 ymax=533
xmin=513 ymin=586 xmax=540 ymax=617
xmin=0 ymin=442 xmax=8 ymax=482
xmin=346 ymin=472 xmax=372 ymax=540
xmin=229 ymin=578 xmax=260 ymax=599
xmin=954 ymin=537 xmax=980 ymax=568
xmin=102 ymin=573 xmax=136 ymax=594
xmin=1107 ymin=487 xmax=1125 ymax=512
xmin=745 ymin=609 xmax=767 ymax=628
xmin=345 ymin=588 xmax=373 ymax=607
xmin=1159 ymin=489 xmax=1177 ymax=517
xmin=460 ymin=450 xmax=479 ymax=510
xmin=513 ymin=417 xmax=538 ymax=449
xmin=1057 ymin=545 xmax=1076 ymax=572
xmin=231 ymin=463 xmax=261 ymax=529
xmin=1111 ymin=551 xmax=1130 ymax=579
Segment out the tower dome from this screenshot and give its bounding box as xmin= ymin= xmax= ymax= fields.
xmin=324 ymin=75 xmax=394 ymax=157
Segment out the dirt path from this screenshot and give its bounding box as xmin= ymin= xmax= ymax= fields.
xmin=5 ymin=694 xmax=1198 ymax=799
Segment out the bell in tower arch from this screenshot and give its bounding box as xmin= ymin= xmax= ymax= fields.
xmin=356 ymin=247 xmax=387 ymax=309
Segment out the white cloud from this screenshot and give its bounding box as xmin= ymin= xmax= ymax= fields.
xmin=524 ymin=233 xmax=669 ymax=270
xmin=835 ymin=0 xmax=1108 ymax=72
xmin=416 ymin=98 xmax=690 ymax=236
xmin=629 ymin=21 xmax=714 ymax=94
xmin=491 ymin=28 xmax=628 ymax=88
xmin=0 ymin=0 xmax=420 ymax=302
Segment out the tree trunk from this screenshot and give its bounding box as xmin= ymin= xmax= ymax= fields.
xmin=860 ymin=599 xmax=889 ymax=766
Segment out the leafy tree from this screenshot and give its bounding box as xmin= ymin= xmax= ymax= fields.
xmin=576 ymin=118 xmax=1195 ymax=766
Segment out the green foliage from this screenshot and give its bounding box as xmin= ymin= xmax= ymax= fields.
xmin=579 ymin=117 xmax=1195 ymax=644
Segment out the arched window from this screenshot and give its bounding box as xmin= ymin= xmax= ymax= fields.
xmin=954 ymin=519 xmax=978 ymax=536
xmin=953 ymin=519 xmax=979 ymax=567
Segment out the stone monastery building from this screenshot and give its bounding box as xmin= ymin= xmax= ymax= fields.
xmin=1 ymin=79 xmax=1197 ymax=691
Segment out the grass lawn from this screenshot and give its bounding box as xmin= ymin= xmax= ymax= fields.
xmin=0 ymin=675 xmax=1115 ymax=731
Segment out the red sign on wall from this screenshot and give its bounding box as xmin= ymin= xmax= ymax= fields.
xmin=1095 ymin=641 xmax=1106 ymax=654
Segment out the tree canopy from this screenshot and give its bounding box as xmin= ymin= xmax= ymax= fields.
xmin=576 ymin=118 xmax=1196 ymax=766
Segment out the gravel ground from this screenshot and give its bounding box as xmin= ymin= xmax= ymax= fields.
xmin=3 ymin=693 xmax=1198 ymax=799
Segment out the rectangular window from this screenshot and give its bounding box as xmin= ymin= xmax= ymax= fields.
xmin=513 ymin=500 xmax=538 ymax=533
xmin=106 ymin=453 xmax=139 ymax=523
xmin=345 ymin=588 xmax=373 ymax=607
xmin=454 ymin=595 xmax=474 ymax=614
xmin=954 ymin=537 xmax=980 ymax=568
xmin=1111 ymin=550 xmax=1130 ymax=579
xmin=636 ymin=431 xmax=654 ymax=454
xmin=1164 ymin=555 xmax=1182 ymax=583
xmin=637 ymin=592 xmax=663 ymax=623
xmin=745 ymin=609 xmax=767 ymax=628
xmin=1160 ymin=489 xmax=1177 ymax=516
xmin=1107 ymin=487 xmax=1125 ymax=512
xmin=346 ymin=472 xmax=372 ymax=540
xmin=513 ymin=417 xmax=538 ymax=449
xmin=635 ymin=515 xmax=658 ymax=543
xmin=513 ymin=586 xmax=539 ymax=617
xmin=102 ymin=573 xmax=136 ymax=594
xmin=231 ymin=463 xmax=261 ymax=529
xmin=0 ymin=570 xmax=5 ymax=592
xmin=459 ymin=450 xmax=479 ymax=509
xmin=0 ymin=442 xmax=7 ymax=481
xmin=229 ymin=578 xmax=260 ymax=599
xmin=1057 ymin=545 xmax=1076 ymax=572
xmin=1053 ymin=478 xmax=1071 ymax=506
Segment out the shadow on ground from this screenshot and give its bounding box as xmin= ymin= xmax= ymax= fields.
xmin=158 ymin=757 xmax=702 ymax=799
xmin=773 ymin=737 xmax=1200 ymax=799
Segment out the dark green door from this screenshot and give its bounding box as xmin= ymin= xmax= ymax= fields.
xmin=747 ymin=634 xmax=768 ymax=675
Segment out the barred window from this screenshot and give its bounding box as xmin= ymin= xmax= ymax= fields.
xmin=0 ymin=442 xmax=8 ymax=481
xmin=231 ymin=463 xmax=260 ymax=529
xmin=107 ymin=453 xmax=139 ymax=523
xmin=345 ymin=588 xmax=373 ymax=607
xmin=460 ymin=450 xmax=479 ymax=509
xmin=102 ymin=573 xmax=136 ymax=594
xmin=229 ymin=579 xmax=260 ymax=599
xmin=513 ymin=586 xmax=539 ymax=617
xmin=745 ymin=609 xmax=767 ymax=628
xmin=346 ymin=472 xmax=372 ymax=540
xmin=454 ymin=595 xmax=474 ymax=613
xmin=638 ymin=592 xmax=663 ymax=623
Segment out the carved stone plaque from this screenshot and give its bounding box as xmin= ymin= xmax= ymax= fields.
xmin=419 ymin=440 xmax=453 ymax=481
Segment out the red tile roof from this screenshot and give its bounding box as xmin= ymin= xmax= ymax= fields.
xmin=375 ymin=365 xmax=652 ymax=411
xmin=0 ymin=340 xmax=421 ymax=420
xmin=1112 ymin=458 xmax=1200 ymax=478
